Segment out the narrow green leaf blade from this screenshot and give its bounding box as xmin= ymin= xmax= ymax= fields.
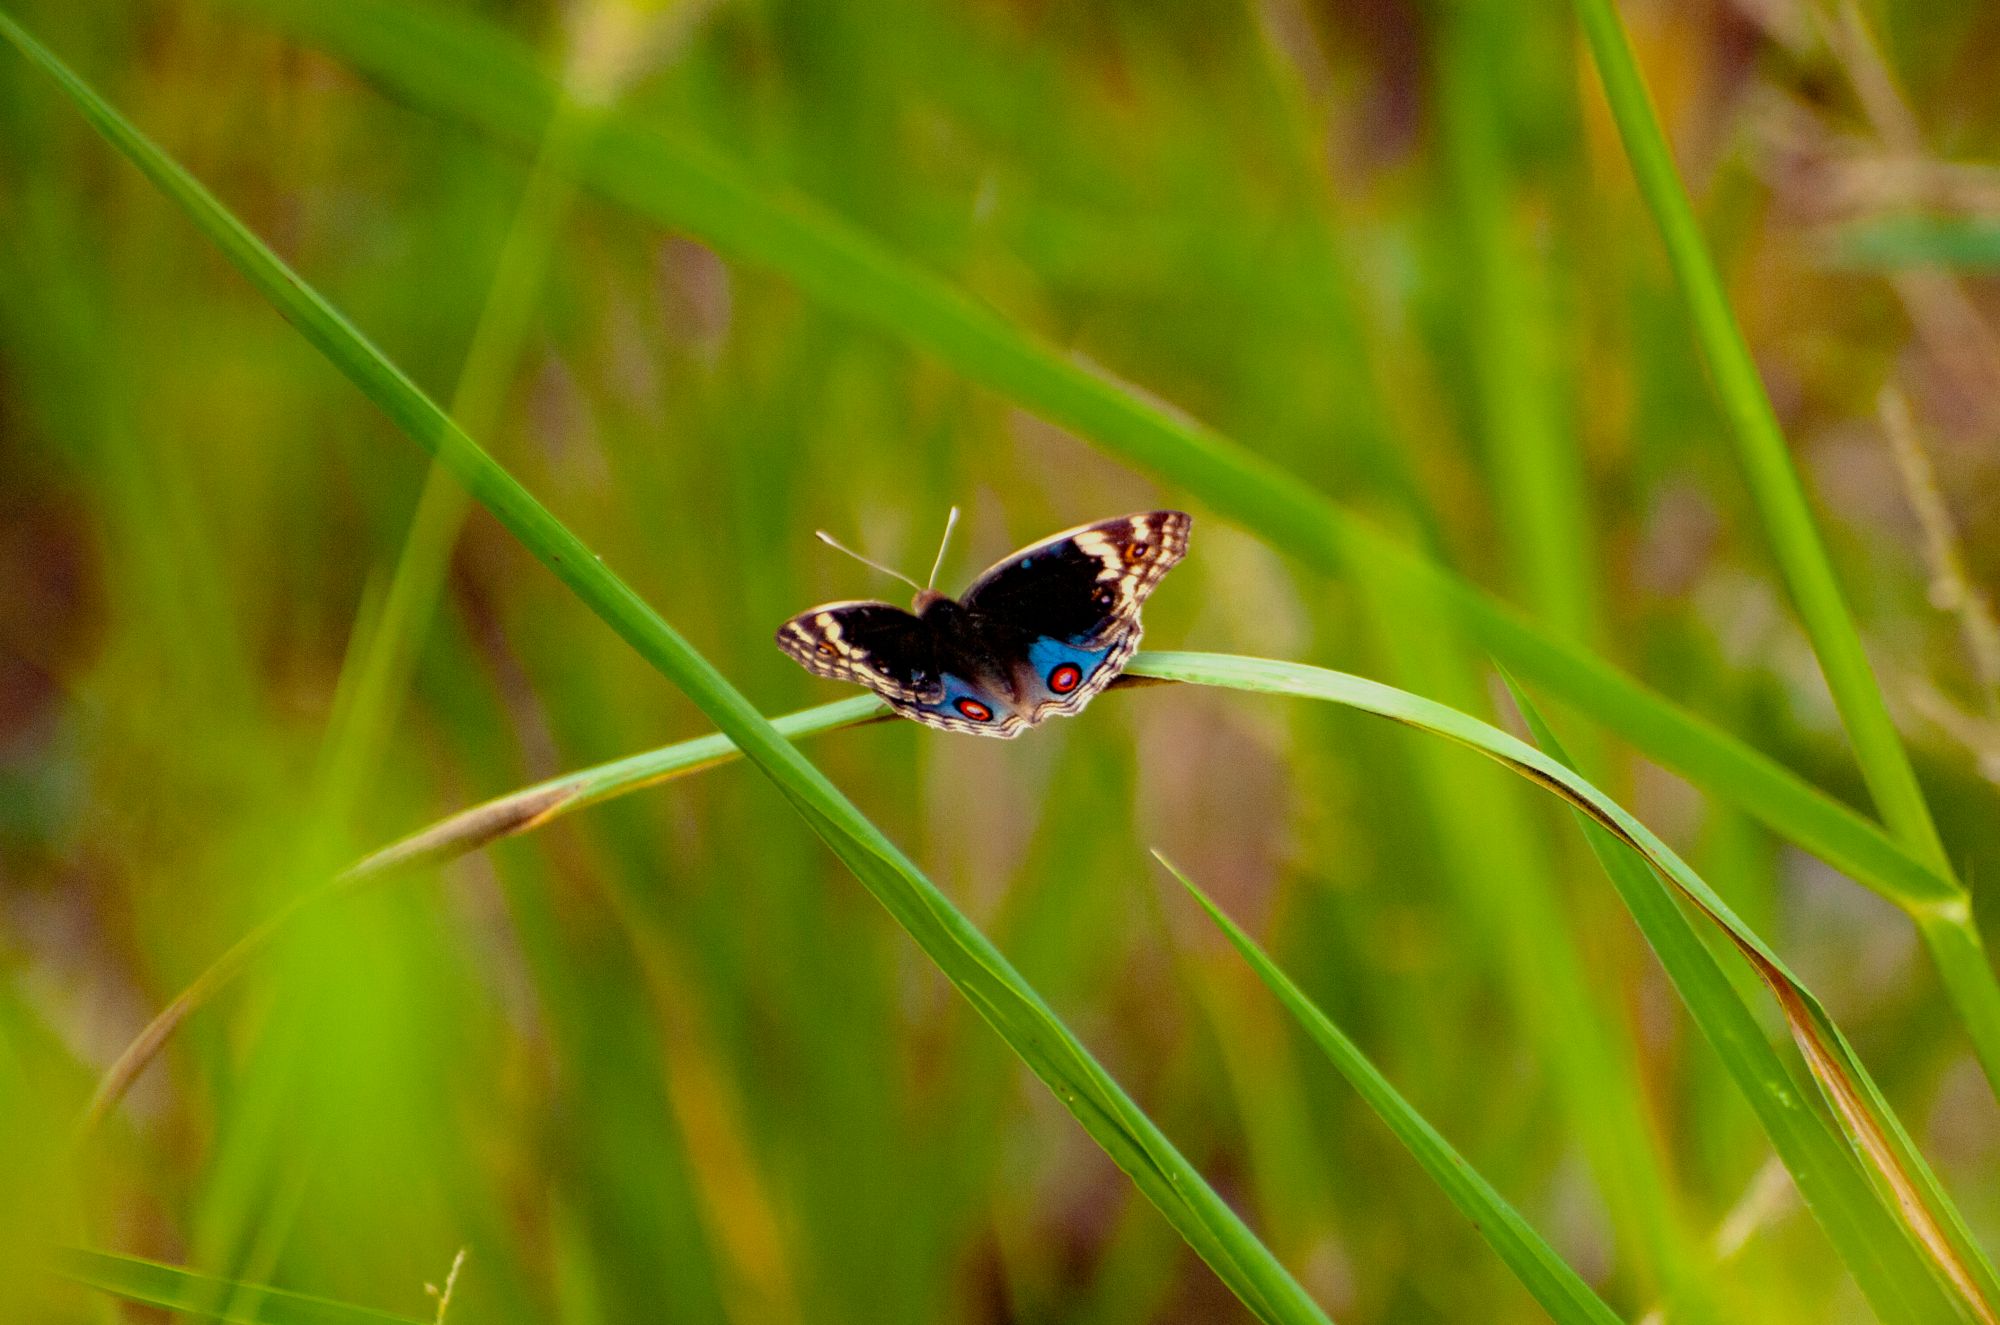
xmin=1568 ymin=0 xmax=1950 ymax=884
xmin=1501 ymin=674 xmax=1972 ymax=1325
xmin=54 ymin=1249 xmax=429 ymax=1325
xmin=1158 ymin=855 xmax=1624 ymax=1325
xmin=1827 ymin=217 xmax=2000 ymax=270
xmin=1129 ymin=651 xmax=2000 ymax=1322
xmin=211 ymin=0 xmax=1959 ymax=920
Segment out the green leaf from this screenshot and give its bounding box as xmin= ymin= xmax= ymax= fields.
xmin=1127 ymin=650 xmax=2000 ymax=1324
xmin=1157 ymin=854 xmax=1624 ymax=1325
xmin=1500 ymin=675 xmax=1976 ymax=1325
xmin=1567 ymin=0 xmax=2000 ymax=1094
xmin=1826 ymin=217 xmax=2000 ymax=270
xmin=54 ymin=1249 xmax=428 ymax=1325
xmin=0 ymin=16 xmax=1326 ymax=1321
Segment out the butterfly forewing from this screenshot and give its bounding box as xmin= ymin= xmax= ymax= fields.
xmin=776 ymin=601 xmax=944 ymax=703
xmin=962 ymin=510 xmax=1190 ymax=646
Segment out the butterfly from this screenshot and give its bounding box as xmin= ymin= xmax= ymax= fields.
xmin=776 ymin=511 xmax=1190 ymax=737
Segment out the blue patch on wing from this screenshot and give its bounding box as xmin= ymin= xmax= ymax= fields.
xmin=1026 ymin=636 xmax=1120 ymax=700
xmin=905 ymin=672 xmax=1014 ymax=728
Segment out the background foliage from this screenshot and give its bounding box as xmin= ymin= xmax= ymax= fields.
xmin=3 ymin=0 xmax=1999 ymax=1320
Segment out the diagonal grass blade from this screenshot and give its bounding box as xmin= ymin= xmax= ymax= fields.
xmin=0 ymin=16 xmax=1329 ymax=1320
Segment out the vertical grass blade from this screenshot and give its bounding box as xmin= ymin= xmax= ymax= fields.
xmin=1567 ymin=0 xmax=1947 ymax=871
xmin=1356 ymin=562 xmax=1695 ymax=1303
xmin=1157 ymin=854 xmax=1625 ymax=1325
xmin=0 ymin=17 xmax=1329 ymax=1320
xmin=1568 ymin=0 xmax=2000 ymax=1096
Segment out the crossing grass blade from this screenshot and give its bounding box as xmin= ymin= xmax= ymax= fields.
xmin=54 ymin=1249 xmax=429 ymax=1325
xmin=1568 ymin=0 xmax=2000 ymax=1094
xmin=0 ymin=17 xmax=1331 ymax=1321
xmin=207 ymin=0 xmax=2000 ymax=1089
xmin=1156 ymin=853 xmax=1625 ymax=1325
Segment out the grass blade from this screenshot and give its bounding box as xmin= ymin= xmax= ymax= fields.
xmin=0 ymin=18 xmax=1328 ymax=1320
xmin=1128 ymin=651 xmax=2000 ymax=1323
xmin=1156 ymin=853 xmax=1625 ymax=1325
xmin=54 ymin=1249 xmax=427 ymax=1325
xmin=76 ymin=695 xmax=889 ymax=1136
xmin=1571 ymin=0 xmax=2000 ymax=1100
xmin=206 ymin=0 xmax=2000 ymax=1092
xmin=210 ymin=0 xmax=1936 ymax=903
xmin=1356 ymin=560 xmax=1697 ymax=1302
xmin=1501 ymin=675 xmax=1972 ymax=1324
xmin=1568 ymin=0 xmax=1950 ymax=886
xmin=1827 ymin=217 xmax=2000 ymax=270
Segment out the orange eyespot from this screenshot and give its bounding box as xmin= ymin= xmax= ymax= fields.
xmin=816 ymin=643 xmax=835 ymax=656
xmin=955 ymin=697 xmax=992 ymax=721
xmin=1048 ymin=663 xmax=1082 ymax=694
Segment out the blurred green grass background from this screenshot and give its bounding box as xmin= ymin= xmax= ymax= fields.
xmin=4 ymin=0 xmax=2000 ymax=1319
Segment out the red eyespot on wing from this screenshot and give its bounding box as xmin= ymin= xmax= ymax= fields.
xmin=955 ymin=697 xmax=992 ymax=722
xmin=1048 ymin=663 xmax=1083 ymax=694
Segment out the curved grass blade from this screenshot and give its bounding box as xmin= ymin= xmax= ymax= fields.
xmin=0 ymin=22 xmax=1328 ymax=1320
xmin=76 ymin=695 xmax=889 ymax=1137
xmin=54 ymin=1249 xmax=428 ymax=1325
xmin=1128 ymin=651 xmax=2000 ymax=1323
xmin=1502 ymin=676 xmax=1971 ymax=1324
xmin=212 ymin=0 xmax=2000 ymax=1091
xmin=1156 ymin=853 xmax=1624 ymax=1325
xmin=1573 ymin=0 xmax=2000 ymax=1100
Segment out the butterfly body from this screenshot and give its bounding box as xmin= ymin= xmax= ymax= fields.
xmin=777 ymin=511 xmax=1190 ymax=738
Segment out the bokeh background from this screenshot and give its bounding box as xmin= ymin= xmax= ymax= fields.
xmin=4 ymin=0 xmax=2000 ymax=1320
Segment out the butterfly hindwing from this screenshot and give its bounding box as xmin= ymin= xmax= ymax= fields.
xmin=888 ymin=673 xmax=1034 ymax=737
xmin=1015 ymin=635 xmax=1129 ymax=717
xmin=777 ymin=604 xmax=1033 ymax=735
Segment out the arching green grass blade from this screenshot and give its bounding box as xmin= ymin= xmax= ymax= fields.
xmin=1500 ymin=676 xmax=1970 ymax=1324
xmin=0 ymin=18 xmax=1327 ymax=1320
xmin=1156 ymin=854 xmax=1624 ymax=1325
xmin=1128 ymin=651 xmax=2000 ymax=1324
xmin=90 ymin=648 xmax=1999 ymax=1322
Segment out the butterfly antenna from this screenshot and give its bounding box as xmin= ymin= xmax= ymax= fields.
xmin=814 ymin=530 xmax=924 ymax=592
xmin=925 ymin=506 xmax=961 ymax=590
